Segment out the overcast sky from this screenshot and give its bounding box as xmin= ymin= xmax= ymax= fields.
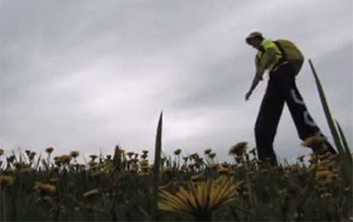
xmin=1 ymin=0 xmax=352 ymax=163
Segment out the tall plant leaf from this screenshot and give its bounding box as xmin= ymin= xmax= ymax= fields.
xmin=151 ymin=112 xmax=163 ymax=221
xmin=335 ymin=120 xmax=352 ymax=161
xmin=308 ymin=59 xmax=343 ymax=153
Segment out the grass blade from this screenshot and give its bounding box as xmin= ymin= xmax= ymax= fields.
xmin=308 ymin=59 xmax=343 ymax=153
xmin=151 ymin=112 xmax=163 ymax=221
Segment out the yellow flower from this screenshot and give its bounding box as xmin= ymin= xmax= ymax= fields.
xmin=174 ymin=149 xmax=182 ymax=155
xmin=21 ymin=167 xmax=32 ymax=174
xmin=209 ymin=163 xmax=219 ymax=170
xmin=0 ymin=175 xmax=15 ymax=189
xmin=204 ymin=148 xmax=212 ymax=155
xmin=34 ymin=182 xmax=56 ymax=194
xmin=307 ymin=164 xmax=317 ymax=172
xmin=260 ymin=169 xmax=268 ymax=174
xmin=49 ymin=178 xmax=59 ymax=183
xmin=218 ymin=167 xmax=230 ymax=175
xmin=88 ymin=160 xmax=97 ymax=167
xmin=190 ymin=174 xmax=203 ymax=181
xmin=89 ymin=154 xmax=98 ymax=161
xmin=229 ymin=142 xmax=248 ymax=156
xmin=126 ymin=152 xmax=134 ymax=158
xmin=158 ymin=176 xmax=241 ymax=218
xmin=320 ymin=192 xmax=332 ymax=199
xmin=301 ymin=136 xmax=327 ymax=148
xmin=83 ymin=188 xmax=100 ymax=198
xmin=308 ymin=154 xmax=317 ymax=164
xmin=45 ymin=147 xmax=54 ymax=154
xmin=141 ymin=154 xmax=148 ymax=159
xmin=316 ymin=170 xmax=333 ymax=180
xmin=140 ymin=160 xmax=149 ymax=167
xmin=70 ymin=151 xmax=80 ymax=158
xmin=60 ymin=155 xmax=72 ymax=163
xmin=318 ymin=152 xmax=332 ymax=161
xmin=91 ymin=171 xmax=103 ymax=177
xmin=209 ymin=153 xmax=216 ymax=159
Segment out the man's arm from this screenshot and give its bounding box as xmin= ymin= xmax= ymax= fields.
xmin=245 ymin=47 xmax=277 ymax=101
xmin=245 ymin=73 xmax=262 ymax=101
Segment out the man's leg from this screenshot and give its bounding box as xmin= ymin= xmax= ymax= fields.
xmin=255 ymin=80 xmax=285 ymax=164
xmin=279 ymin=64 xmax=337 ymax=154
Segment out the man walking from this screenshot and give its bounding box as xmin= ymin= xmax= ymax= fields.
xmin=244 ymin=31 xmax=336 ymax=164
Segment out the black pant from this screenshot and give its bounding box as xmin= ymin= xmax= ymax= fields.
xmin=255 ymin=63 xmax=329 ymax=164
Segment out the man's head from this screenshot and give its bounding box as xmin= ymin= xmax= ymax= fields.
xmin=245 ymin=32 xmax=264 ymax=49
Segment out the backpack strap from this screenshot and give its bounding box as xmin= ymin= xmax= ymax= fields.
xmin=271 ymin=41 xmax=288 ymax=72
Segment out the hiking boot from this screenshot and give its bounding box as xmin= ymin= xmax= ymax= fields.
xmin=302 ymin=133 xmax=337 ymax=156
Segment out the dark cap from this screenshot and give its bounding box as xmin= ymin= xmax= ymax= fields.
xmin=245 ymin=31 xmax=263 ymax=44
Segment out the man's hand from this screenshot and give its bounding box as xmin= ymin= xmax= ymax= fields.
xmin=245 ymin=90 xmax=252 ymax=101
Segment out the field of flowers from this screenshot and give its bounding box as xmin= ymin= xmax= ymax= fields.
xmin=0 ymin=138 xmax=352 ymax=221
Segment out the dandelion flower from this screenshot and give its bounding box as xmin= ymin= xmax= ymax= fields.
xmin=209 ymin=153 xmax=216 ymax=159
xmin=126 ymin=152 xmax=134 ymax=158
xmin=229 ymin=142 xmax=248 ymax=156
xmin=49 ymin=178 xmax=59 ymax=183
xmin=34 ymin=182 xmax=56 ymax=194
xmin=301 ymin=136 xmax=327 ymax=148
xmin=158 ymin=176 xmax=241 ymax=221
xmin=0 ymin=175 xmax=15 ymax=189
xmin=70 ymin=151 xmax=79 ymax=158
xmin=316 ymin=170 xmax=333 ymax=180
xmin=210 ymin=163 xmax=219 ymax=170
xmin=204 ymin=148 xmax=212 ymax=155
xmin=89 ymin=154 xmax=98 ymax=161
xmin=218 ymin=167 xmax=230 ymax=175
xmin=60 ymin=155 xmax=72 ymax=164
xmin=45 ymin=147 xmax=54 ymax=154
xmin=83 ymin=188 xmax=100 ymax=198
xmin=174 ymin=149 xmax=182 ymax=155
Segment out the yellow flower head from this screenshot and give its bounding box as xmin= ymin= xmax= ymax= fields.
xmin=49 ymin=178 xmax=59 ymax=183
xmin=126 ymin=152 xmax=134 ymax=158
xmin=45 ymin=147 xmax=54 ymax=154
xmin=301 ymin=136 xmax=327 ymax=148
xmin=210 ymin=163 xmax=219 ymax=170
xmin=0 ymin=175 xmax=15 ymax=189
xmin=60 ymin=155 xmax=72 ymax=164
xmin=21 ymin=167 xmax=32 ymax=174
xmin=140 ymin=160 xmax=149 ymax=167
xmin=83 ymin=188 xmax=100 ymax=198
xmin=70 ymin=151 xmax=80 ymax=158
xmin=34 ymin=182 xmax=56 ymax=194
xmin=158 ymin=176 xmax=240 ymax=216
xmin=209 ymin=153 xmax=216 ymax=159
xmin=308 ymin=154 xmax=317 ymax=164
xmin=316 ymin=170 xmax=333 ymax=181
xmin=89 ymin=154 xmax=98 ymax=161
xmin=218 ymin=167 xmax=230 ymax=175
xmin=174 ymin=149 xmax=182 ymax=156
xmin=229 ymin=142 xmax=248 ymax=156
xmin=190 ymin=174 xmax=203 ymax=181
xmin=204 ymin=148 xmax=212 ymax=155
